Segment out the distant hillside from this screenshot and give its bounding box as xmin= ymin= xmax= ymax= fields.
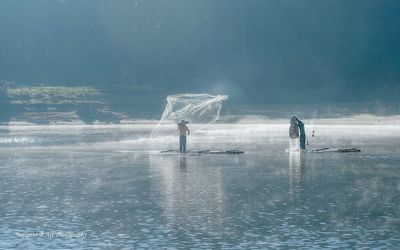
xmin=1 ymin=1 xmax=399 ymax=106
xmin=1 ymin=80 xmax=398 ymax=125
xmin=0 ymin=81 xmax=125 ymax=124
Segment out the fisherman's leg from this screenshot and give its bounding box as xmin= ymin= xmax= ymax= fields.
xmin=300 ymin=134 xmax=306 ymax=150
xmin=182 ymin=136 xmax=187 ymax=152
xmin=179 ymin=136 xmax=183 ymax=152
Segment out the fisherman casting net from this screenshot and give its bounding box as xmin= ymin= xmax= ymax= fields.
xmin=151 ymin=93 xmax=228 ymax=136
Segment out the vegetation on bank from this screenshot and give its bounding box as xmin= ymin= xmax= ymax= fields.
xmin=5 ymin=85 xmax=99 ymax=105
xmin=0 ymin=81 xmax=123 ymax=124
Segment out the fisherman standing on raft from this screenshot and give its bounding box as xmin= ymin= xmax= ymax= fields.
xmin=177 ymin=120 xmax=190 ymax=153
xmin=289 ymin=116 xmax=306 ymax=150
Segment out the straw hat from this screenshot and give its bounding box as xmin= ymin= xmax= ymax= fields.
xmin=177 ymin=120 xmax=190 ymax=125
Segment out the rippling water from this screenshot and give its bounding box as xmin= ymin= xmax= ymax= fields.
xmin=0 ymin=124 xmax=399 ymax=248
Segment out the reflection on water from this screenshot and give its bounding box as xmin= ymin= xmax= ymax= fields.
xmin=0 ymin=124 xmax=399 ymax=248
xmin=149 ymin=154 xmax=226 ymax=245
xmin=289 ymin=138 xmax=300 ymax=151
xmin=289 ymin=151 xmax=305 ymax=199
xmin=179 ymin=154 xmax=187 ymax=171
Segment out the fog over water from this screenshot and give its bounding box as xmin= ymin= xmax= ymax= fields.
xmin=0 ymin=0 xmax=399 ymax=248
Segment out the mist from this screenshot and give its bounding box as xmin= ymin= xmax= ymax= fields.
xmin=1 ymin=2 xmax=400 ymax=247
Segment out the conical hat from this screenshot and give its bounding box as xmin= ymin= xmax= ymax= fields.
xmin=177 ymin=120 xmax=190 ymax=125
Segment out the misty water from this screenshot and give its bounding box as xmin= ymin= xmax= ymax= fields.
xmin=0 ymin=124 xmax=399 ymax=248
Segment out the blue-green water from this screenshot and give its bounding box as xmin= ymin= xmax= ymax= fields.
xmin=0 ymin=124 xmax=399 ymax=248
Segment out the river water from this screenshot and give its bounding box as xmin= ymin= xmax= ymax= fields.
xmin=0 ymin=124 xmax=399 ymax=248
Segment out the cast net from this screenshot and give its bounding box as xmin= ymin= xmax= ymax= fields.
xmin=151 ymin=93 xmax=228 ymax=136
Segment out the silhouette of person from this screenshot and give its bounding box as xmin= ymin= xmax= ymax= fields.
xmin=289 ymin=116 xmax=306 ymax=150
xmin=177 ymin=120 xmax=190 ymax=153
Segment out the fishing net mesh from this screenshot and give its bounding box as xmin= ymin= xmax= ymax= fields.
xmin=152 ymin=93 xmax=228 ymax=135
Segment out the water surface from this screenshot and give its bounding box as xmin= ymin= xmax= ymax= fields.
xmin=0 ymin=124 xmax=399 ymax=248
